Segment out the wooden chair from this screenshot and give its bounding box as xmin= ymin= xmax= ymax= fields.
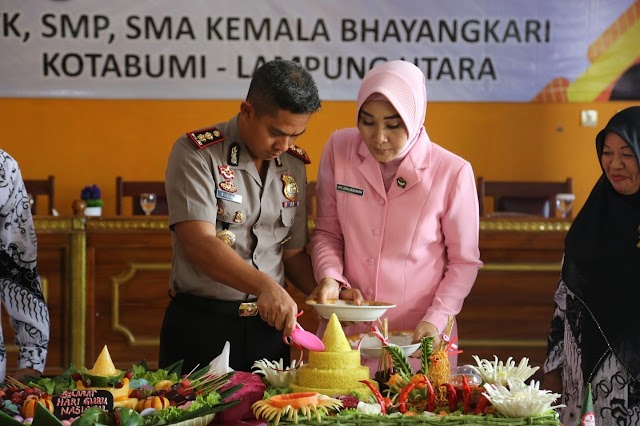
xmin=306 ymin=181 xmax=317 ymax=230
xmin=24 ymin=175 xmax=55 ymax=215
xmin=115 ymin=176 xmax=168 ymax=215
xmin=477 ymin=177 xmax=574 ymax=218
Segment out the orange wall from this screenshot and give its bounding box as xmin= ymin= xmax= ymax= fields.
xmin=1 ymin=98 xmax=637 ymax=216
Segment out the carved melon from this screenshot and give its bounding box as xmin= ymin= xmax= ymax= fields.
xmin=84 ymin=345 xmax=125 ymax=387
xmin=89 ymin=345 xmax=121 ymax=376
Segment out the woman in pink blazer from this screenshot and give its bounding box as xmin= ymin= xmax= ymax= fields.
xmin=309 ymin=60 xmax=482 ymax=366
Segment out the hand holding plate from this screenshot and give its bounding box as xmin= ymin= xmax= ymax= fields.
xmin=307 ymin=277 xmax=342 ymax=304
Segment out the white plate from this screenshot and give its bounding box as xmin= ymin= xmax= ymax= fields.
xmin=347 ymin=331 xmax=420 ymax=359
xmin=306 ymin=299 xmax=395 ymax=322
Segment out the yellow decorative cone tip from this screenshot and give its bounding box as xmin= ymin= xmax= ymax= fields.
xmin=89 ymin=345 xmax=119 ymax=376
xmin=322 ymin=313 xmax=352 ymax=352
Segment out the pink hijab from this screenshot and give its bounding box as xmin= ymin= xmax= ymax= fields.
xmin=356 ymin=60 xmax=428 ymax=190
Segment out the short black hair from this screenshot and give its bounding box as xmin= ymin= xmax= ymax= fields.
xmin=246 ymin=59 xmax=321 ymax=116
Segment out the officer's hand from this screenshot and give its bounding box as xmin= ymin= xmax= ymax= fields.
xmin=410 ymin=321 xmax=440 ymax=357
xmin=257 ymin=281 xmax=298 ymax=336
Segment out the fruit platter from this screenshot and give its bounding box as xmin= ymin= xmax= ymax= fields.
xmin=248 ymin=313 xmax=564 ymax=425
xmin=1 ymin=316 xmax=565 ymax=425
xmin=0 ymin=346 xmax=241 ymax=425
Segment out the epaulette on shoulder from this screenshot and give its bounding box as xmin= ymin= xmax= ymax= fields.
xmin=186 ymin=126 xmax=225 ymax=150
xmin=286 ymin=146 xmax=311 ymax=164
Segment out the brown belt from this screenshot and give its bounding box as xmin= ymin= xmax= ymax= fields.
xmin=173 ymin=292 xmax=259 ymax=317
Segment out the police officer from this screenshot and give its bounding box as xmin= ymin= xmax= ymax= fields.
xmin=159 ymin=60 xmax=321 ymax=373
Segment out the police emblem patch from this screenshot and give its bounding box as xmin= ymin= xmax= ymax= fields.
xmin=281 ymin=174 xmax=298 ymax=202
xmin=218 ymin=164 xmax=235 ymax=180
xmin=220 ymin=181 xmax=237 ymax=193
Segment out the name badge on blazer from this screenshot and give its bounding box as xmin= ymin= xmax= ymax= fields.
xmin=336 ymin=184 xmax=365 ymax=196
xmin=216 ymin=188 xmax=242 ymax=204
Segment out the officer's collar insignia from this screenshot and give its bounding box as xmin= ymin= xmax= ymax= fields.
xmin=286 ymin=145 xmax=311 ymax=164
xmin=275 ymin=156 xmax=283 ymax=167
xmin=228 ymin=143 xmax=240 ymax=166
xmin=187 ymin=127 xmax=225 ymax=150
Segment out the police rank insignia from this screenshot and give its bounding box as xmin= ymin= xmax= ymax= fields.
xmin=220 ymin=181 xmax=237 ymax=193
xmin=218 ymin=165 xmax=235 ymax=180
xmin=186 ymin=127 xmax=225 ymax=150
xmin=285 ymin=145 xmax=311 ymax=164
xmin=281 ymin=174 xmax=298 ymax=202
xmin=228 ymin=143 xmax=239 ymax=166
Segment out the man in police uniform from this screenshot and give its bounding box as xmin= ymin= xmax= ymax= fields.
xmin=160 ymin=60 xmax=321 ymax=373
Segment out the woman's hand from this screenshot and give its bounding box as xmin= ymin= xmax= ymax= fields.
xmin=306 ymin=278 xmax=364 ymax=326
xmin=409 ymin=321 xmax=440 ymax=357
xmin=307 ymin=277 xmax=342 ymax=304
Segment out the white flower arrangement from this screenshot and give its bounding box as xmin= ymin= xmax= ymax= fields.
xmin=356 ymin=401 xmax=382 ymax=415
xmin=482 ymin=379 xmax=564 ymax=417
xmin=252 ymin=358 xmax=302 ymax=388
xmin=467 ymin=355 xmax=539 ymax=386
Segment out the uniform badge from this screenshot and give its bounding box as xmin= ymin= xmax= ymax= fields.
xmin=217 ymin=206 xmax=224 ymax=215
xmin=285 ymin=145 xmax=311 ymax=164
xmin=216 ymin=229 xmax=236 ymax=246
xmin=228 ymin=143 xmax=239 ymax=166
xmin=220 ymin=181 xmax=237 ymax=193
xmin=337 ymin=184 xmax=365 ymax=196
xmin=218 ymin=165 xmax=235 ymax=180
xmin=397 ymin=177 xmax=407 ymax=188
xmin=216 ymin=188 xmax=242 ymax=204
xmin=275 ymin=156 xmax=283 ymax=167
xmin=186 ymin=126 xmax=225 ymax=150
xmin=281 ymin=174 xmax=298 ymax=202
xmin=234 ymin=211 xmax=245 ymax=223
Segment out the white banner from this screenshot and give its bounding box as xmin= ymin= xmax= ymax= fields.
xmin=0 ymin=0 xmax=638 ymax=101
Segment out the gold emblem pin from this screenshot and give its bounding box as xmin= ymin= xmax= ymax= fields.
xmin=234 ymin=211 xmax=245 ymax=223
xmin=239 ymin=302 xmax=258 ymax=317
xmin=281 ymin=174 xmax=298 ymax=202
xmin=216 ymin=229 xmax=236 ymax=246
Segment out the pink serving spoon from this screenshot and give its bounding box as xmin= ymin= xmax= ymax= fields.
xmin=283 ymin=311 xmax=325 ymax=352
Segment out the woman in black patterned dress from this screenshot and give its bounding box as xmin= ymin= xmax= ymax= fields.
xmin=0 ymin=149 xmax=50 ymax=384
xmin=544 ymin=106 xmax=640 ymax=426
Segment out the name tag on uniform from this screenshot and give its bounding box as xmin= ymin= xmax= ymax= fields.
xmin=336 ymin=184 xmax=365 ymax=196
xmin=216 ymin=188 xmax=243 ymax=204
